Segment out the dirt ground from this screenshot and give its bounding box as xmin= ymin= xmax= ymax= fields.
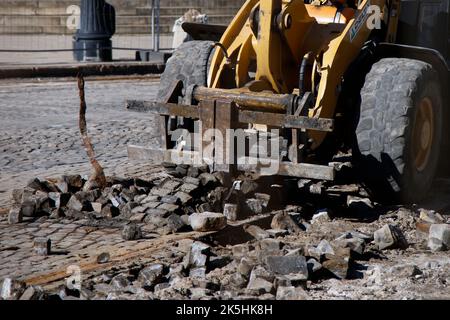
xmin=1 ymin=77 xmax=449 ymax=300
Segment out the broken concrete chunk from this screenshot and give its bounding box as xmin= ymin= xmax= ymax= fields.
xmin=247 ymin=266 xmax=274 ymax=294
xmin=276 ymin=286 xmax=309 ymax=300
xmin=159 ymin=178 xmax=182 ymax=191
xmin=428 ymin=224 xmax=450 ymax=252
xmin=157 ymin=203 xmax=179 ymax=213
xmin=374 ymin=224 xmax=408 ymax=250
xmin=120 ymin=189 xmax=137 ymax=203
xmin=244 ymin=224 xmax=270 ymax=240
xmin=207 ymin=187 xmax=228 ymax=210
xmin=186 ymin=241 xmax=211 ymax=268
xmin=121 ymin=223 xmax=142 ymax=241
xmin=76 ymin=189 xmax=101 ymax=203
xmin=19 ymin=285 xmax=45 ymax=300
xmin=161 ymin=195 xmax=179 ymax=205
xmin=146 ymin=208 xmax=170 ymax=218
xmin=20 ymin=201 xmax=36 ymax=218
xmin=120 ymin=201 xmax=139 ymax=215
xmin=91 ymin=202 xmax=103 ymax=214
xmin=246 ymin=277 xmax=273 ymax=294
xmin=420 ymin=209 xmax=445 ymax=224
xmin=240 ymin=180 xmax=259 ymax=195
xmin=144 ymin=214 xmax=166 ymax=228
xmin=265 ymin=256 xmax=308 ymax=280
xmin=11 ymin=189 xmax=24 ymax=205
xmin=189 ymin=212 xmax=227 ymax=232
xmin=199 ymin=173 xmax=218 ymax=187
xmin=245 ymin=198 xmax=265 ymax=215
xmin=154 ymin=282 xmax=170 ymax=292
xmin=322 ymin=257 xmax=349 ymax=279
xmin=138 ymin=264 xmax=165 ymax=288
xmin=8 ymin=206 xmax=23 ymax=224
xmin=266 ymin=229 xmax=289 ymax=238
xmin=67 ymin=194 xmax=91 ymax=212
xmin=101 ymin=204 xmax=120 ymax=218
xmin=180 ymin=183 xmax=199 ymax=194
xmin=311 ymin=210 xmax=331 ymax=224
xmin=1 ymin=278 xmax=26 ymax=300
xmin=232 ymin=244 xmax=251 ymax=261
xmin=140 ymin=194 xmax=159 ymax=204
xmin=187 ymin=166 xmax=200 ymax=178
xmin=271 ymin=212 xmax=302 ymax=233
xmin=333 ymin=233 xmax=365 ymax=255
xmin=255 ymin=193 xmax=271 ymax=207
xmin=134 ymin=194 xmax=147 ymax=203
xmin=97 ymin=252 xmax=110 ymax=264
xmin=129 ymin=212 xmax=147 ymax=223
xmin=33 ymin=238 xmax=51 ymax=256
xmin=258 ymin=238 xmax=283 ymax=258
xmin=64 ymin=175 xmax=84 ymax=191
xmin=131 ymin=205 xmax=147 ymax=214
xmin=166 ymin=214 xmax=187 ymax=233
xmin=307 ymin=258 xmax=322 ymax=273
xmin=174 ymin=191 xmax=192 ymax=205
xmin=48 ymin=192 xmax=71 ymax=209
xmin=249 ymin=266 xmax=275 ymax=282
xmin=184 ymin=176 xmax=200 ymax=185
xmin=150 ymin=187 xmax=173 ymax=198
xmin=27 ymin=177 xmax=57 ymax=192
xmin=189 ymin=267 xmax=207 ymax=279
xmin=55 ymin=178 xmax=69 ymax=194
xmin=223 ymin=203 xmax=239 ymax=221
xmin=110 ymin=275 xmax=131 ymax=290
xmin=316 ymin=239 xmax=335 ymax=256
xmin=390 ymin=264 xmax=423 ymax=278
xmin=238 ymin=258 xmax=255 ymax=277
xmin=347 ymin=196 xmax=374 ymax=210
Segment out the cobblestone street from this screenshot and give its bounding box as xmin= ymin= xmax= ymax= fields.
xmin=0 ymin=76 xmax=449 ymax=300
xmin=0 ymin=77 xmax=161 ymax=208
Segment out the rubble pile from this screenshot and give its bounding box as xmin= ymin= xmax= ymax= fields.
xmin=7 ymin=164 xmax=249 ymax=236
xmin=2 ymin=165 xmax=450 ymax=300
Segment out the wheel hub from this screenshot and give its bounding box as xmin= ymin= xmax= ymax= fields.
xmin=412 ymin=97 xmax=434 ymax=172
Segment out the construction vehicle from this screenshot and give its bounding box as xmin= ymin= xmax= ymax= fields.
xmin=127 ymin=0 xmax=449 ymax=203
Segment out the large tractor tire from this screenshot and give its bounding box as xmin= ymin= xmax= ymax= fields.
xmin=355 ymin=58 xmax=443 ymax=203
xmin=157 ymin=40 xmax=215 ymax=100
xmin=157 ymin=41 xmax=215 ymax=150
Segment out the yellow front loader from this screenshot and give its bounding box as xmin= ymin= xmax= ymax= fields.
xmin=128 ymin=0 xmax=449 ymax=203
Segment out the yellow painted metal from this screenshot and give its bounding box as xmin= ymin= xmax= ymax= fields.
xmin=308 ymin=0 xmax=387 ymax=148
xmin=207 ymin=0 xmax=398 ymax=149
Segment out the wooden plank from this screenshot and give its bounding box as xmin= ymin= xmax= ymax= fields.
xmin=128 ymin=145 xmax=334 ymax=180
xmin=198 ymin=100 xmax=215 ymax=167
xmin=127 ymin=100 xmax=333 ymax=132
xmin=215 ymin=101 xmax=239 ymax=174
xmin=238 ymin=110 xmax=334 ymax=132
xmin=126 ymin=101 xmax=200 ymax=119
xmin=238 ymin=159 xmax=335 ymax=180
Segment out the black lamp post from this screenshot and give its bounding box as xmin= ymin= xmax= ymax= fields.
xmin=73 ymin=0 xmax=116 ymax=62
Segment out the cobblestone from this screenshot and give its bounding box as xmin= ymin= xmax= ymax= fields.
xmin=0 ymin=77 xmax=161 ymax=208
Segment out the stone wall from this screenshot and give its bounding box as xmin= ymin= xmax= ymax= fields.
xmin=0 ymin=0 xmax=244 ymax=35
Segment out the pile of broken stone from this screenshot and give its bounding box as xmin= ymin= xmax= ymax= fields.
xmin=7 ymin=164 xmax=241 ymax=236
xmin=2 ymin=164 xmax=450 ymax=300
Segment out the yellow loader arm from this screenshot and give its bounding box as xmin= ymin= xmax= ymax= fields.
xmin=208 ymin=0 xmax=396 ymax=148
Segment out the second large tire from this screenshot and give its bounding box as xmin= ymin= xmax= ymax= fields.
xmin=355 ymin=58 xmax=443 ymax=203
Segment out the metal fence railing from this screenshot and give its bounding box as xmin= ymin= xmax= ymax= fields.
xmin=0 ymin=0 xmax=244 ymax=65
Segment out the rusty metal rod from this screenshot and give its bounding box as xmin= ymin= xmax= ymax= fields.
xmin=192 ymin=86 xmax=296 ymax=113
